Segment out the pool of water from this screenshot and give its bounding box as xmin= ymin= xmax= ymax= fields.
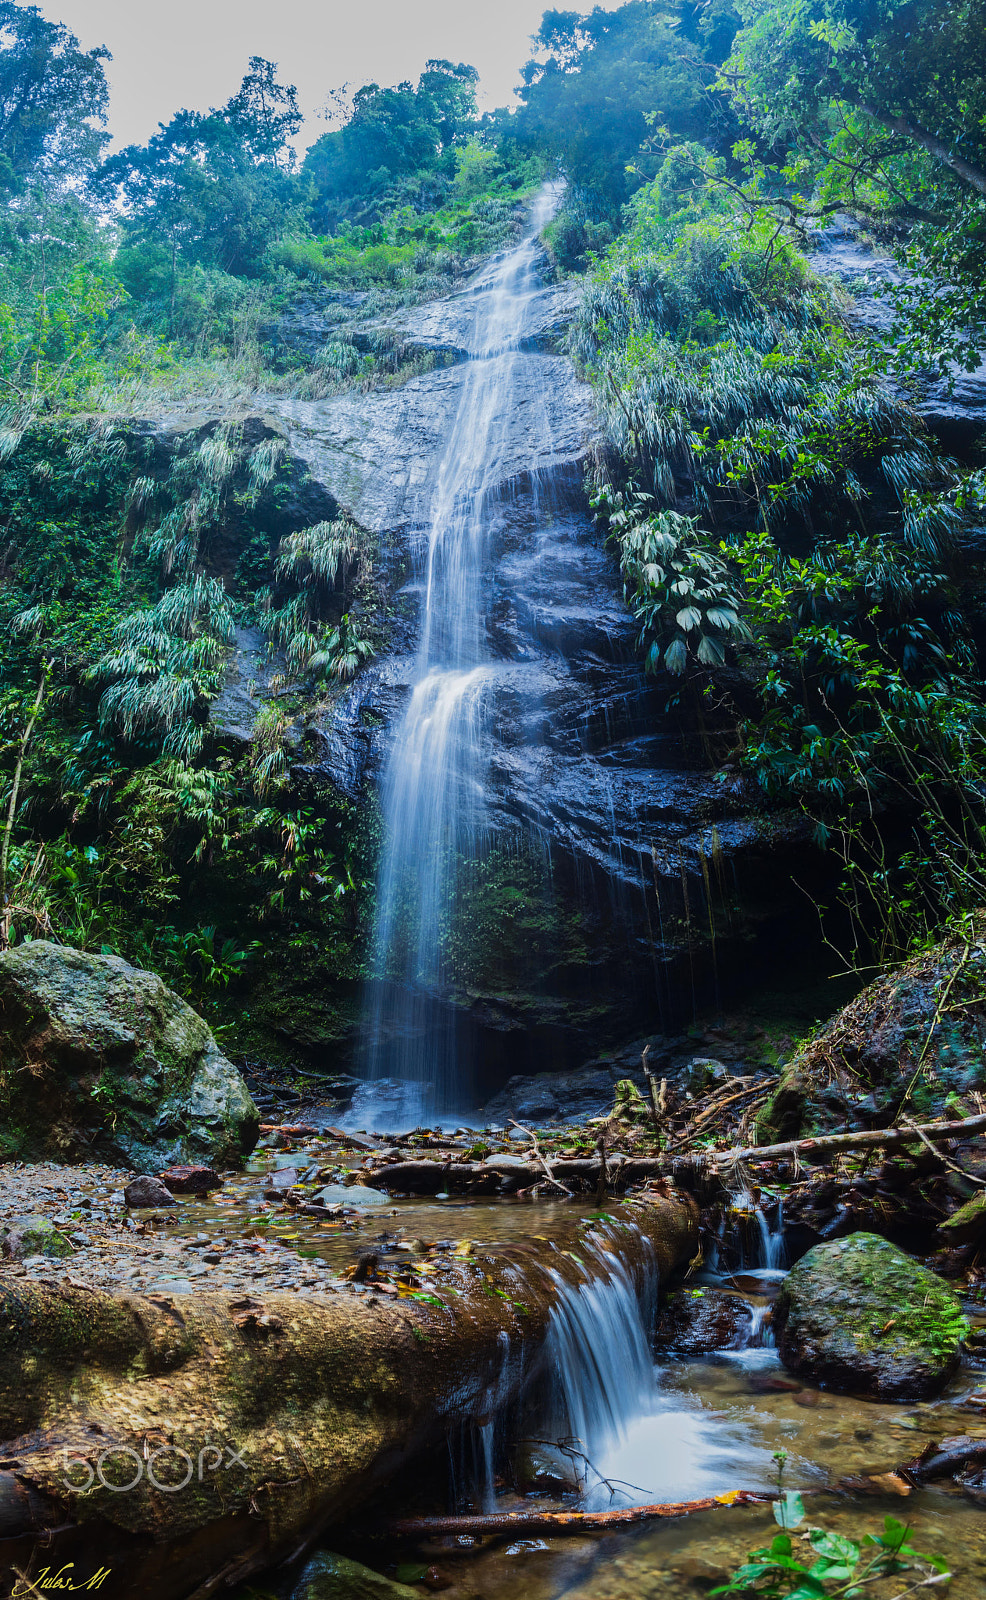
xmin=188 ymin=1144 xmax=986 ymax=1599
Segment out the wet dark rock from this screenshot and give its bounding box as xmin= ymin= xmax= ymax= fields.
xmin=269 ymin=352 xmax=597 ymax=535
xmin=124 ymin=1176 xmax=177 ymax=1209
xmin=159 ymin=1165 xmax=222 ymax=1195
xmin=655 ymin=1287 xmax=754 ymax=1354
xmin=0 ymin=941 xmax=259 ymax=1169
xmin=514 ymin=1440 xmax=582 ymax=1494
xmin=270 ymin=1166 xmax=301 ymax=1189
xmin=809 ymin=215 xmax=986 ymax=453
xmin=351 ymin=280 xmax=580 ymax=363
xmin=481 ymin=1065 xmax=628 ymax=1125
xmin=775 ymin=1232 xmax=968 ymax=1400
xmin=2 ymin=1215 xmax=73 ymax=1260
xmin=291 ymin=1551 xmax=445 ymax=1600
xmin=208 ymin=624 xmax=286 ymax=746
xmin=680 ymin=1058 xmax=730 ymax=1094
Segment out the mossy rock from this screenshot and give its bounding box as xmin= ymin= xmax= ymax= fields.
xmin=940 ymin=1190 xmax=986 ymax=1245
xmin=755 ymin=1062 xmax=809 ymax=1144
xmin=775 ymin=1232 xmax=968 ymax=1400
xmin=0 ymin=941 xmax=259 ymax=1169
xmin=291 ymin=1553 xmax=420 ymax=1600
xmin=2 ymin=1215 xmax=73 ymax=1261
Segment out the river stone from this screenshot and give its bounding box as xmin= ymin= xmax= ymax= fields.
xmin=2 ymin=1214 xmax=73 ymax=1260
xmin=332 ymin=1183 xmax=390 ymax=1207
xmin=0 ymin=941 xmax=259 ymax=1169
xmin=291 ymin=1552 xmax=420 ymax=1600
xmin=940 ymin=1190 xmax=986 ymax=1245
xmin=124 ymin=1176 xmax=177 ymax=1209
xmin=774 ymin=1233 xmax=968 ymax=1400
xmin=159 ymin=1164 xmax=222 ymax=1194
xmin=655 ymin=1287 xmax=754 ymax=1354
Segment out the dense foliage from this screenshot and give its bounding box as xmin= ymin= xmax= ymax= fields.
xmin=3 ymin=0 xmax=986 ymax=1048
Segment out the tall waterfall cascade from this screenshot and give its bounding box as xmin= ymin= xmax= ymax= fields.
xmin=271 ymin=181 xmax=780 ymax=1120
xmin=361 ymin=187 xmax=565 ymax=1126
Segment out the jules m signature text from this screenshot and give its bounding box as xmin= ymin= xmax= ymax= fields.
xmin=12 ymin=1566 xmax=111 ymax=1594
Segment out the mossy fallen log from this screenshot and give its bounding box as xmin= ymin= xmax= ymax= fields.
xmin=0 ymin=1197 xmax=697 ymax=1600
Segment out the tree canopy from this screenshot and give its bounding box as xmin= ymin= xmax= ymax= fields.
xmin=0 ymin=1 xmax=109 ymax=189
xmin=304 ymin=59 xmax=479 ymax=226
xmin=512 ymin=2 xmax=739 ymax=212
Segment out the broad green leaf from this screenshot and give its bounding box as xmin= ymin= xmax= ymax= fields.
xmin=773 ymin=1489 xmax=806 ymax=1529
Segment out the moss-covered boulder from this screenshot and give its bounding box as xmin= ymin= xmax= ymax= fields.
xmin=291 ymin=1553 xmax=420 ymax=1600
xmin=0 ymin=941 xmax=259 ymax=1169
xmin=775 ymin=1232 xmax=967 ymax=1400
xmin=2 ymin=1215 xmax=73 ymax=1261
xmin=755 ymin=1062 xmax=810 ymax=1144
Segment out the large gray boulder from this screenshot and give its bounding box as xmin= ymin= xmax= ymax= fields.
xmin=0 ymin=942 xmax=259 ymax=1169
xmin=775 ymin=1232 xmax=968 ymax=1400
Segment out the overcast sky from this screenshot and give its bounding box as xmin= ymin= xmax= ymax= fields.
xmin=38 ymin=0 xmax=620 ymax=152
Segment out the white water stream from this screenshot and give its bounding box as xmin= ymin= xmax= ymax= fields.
xmin=539 ymin=1243 xmax=775 ymax=1509
xmin=360 ymin=188 xmax=560 ymax=1128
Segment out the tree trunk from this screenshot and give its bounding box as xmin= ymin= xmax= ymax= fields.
xmin=0 ymin=1198 xmax=697 ymax=1600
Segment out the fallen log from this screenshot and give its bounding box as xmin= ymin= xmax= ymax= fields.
xmin=0 ymin=1198 xmax=697 ymax=1600
xmin=904 ymin=1435 xmax=986 ymax=1482
xmin=693 ymin=1114 xmax=986 ymax=1171
xmin=389 ymin=1488 xmax=768 ymax=1538
xmin=359 ymin=1116 xmax=986 ymax=1196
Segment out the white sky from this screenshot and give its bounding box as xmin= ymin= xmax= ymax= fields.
xmin=37 ymin=0 xmax=622 ymax=152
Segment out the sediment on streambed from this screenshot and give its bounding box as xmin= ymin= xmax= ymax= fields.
xmin=0 ymin=1194 xmax=696 ymax=1600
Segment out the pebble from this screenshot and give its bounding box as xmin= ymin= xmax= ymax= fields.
xmin=0 ymin=1160 xmax=347 ymax=1302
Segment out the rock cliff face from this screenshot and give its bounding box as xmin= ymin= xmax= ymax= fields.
xmin=263 ymin=259 xmax=809 ymax=1088
xmin=809 ymin=216 xmax=986 ymax=455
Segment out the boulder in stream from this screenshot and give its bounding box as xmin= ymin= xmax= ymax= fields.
xmin=775 ymin=1232 xmax=968 ymax=1400
xmin=291 ymin=1552 xmax=421 ymax=1600
xmin=1 ymin=1215 xmax=73 ymax=1261
xmin=0 ymin=941 xmax=259 ymax=1169
xmin=655 ymin=1286 xmax=754 ymax=1353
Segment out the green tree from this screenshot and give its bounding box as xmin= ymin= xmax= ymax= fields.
xmin=724 ymin=0 xmax=986 ymax=367
xmin=305 ymin=60 xmax=478 ymax=227
xmin=513 ymin=1 xmax=739 ymax=214
xmin=95 ymin=58 xmax=304 ymax=310
xmin=0 ymin=1 xmax=109 ymax=190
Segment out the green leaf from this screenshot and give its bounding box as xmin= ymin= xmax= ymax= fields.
xmin=696 ymin=631 xmax=726 ymax=667
xmin=773 ymin=1490 xmax=806 ymax=1530
xmin=810 ymin=1531 xmax=859 ymax=1565
xmin=676 ymin=605 xmax=702 ymax=631
xmin=664 ymin=636 xmax=688 ymax=674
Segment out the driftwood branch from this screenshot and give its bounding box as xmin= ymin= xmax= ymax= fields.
xmin=699 ymin=1114 xmax=986 ymax=1171
xmin=389 ymin=1489 xmax=768 ymax=1538
xmin=359 ymin=1116 xmax=986 ymax=1195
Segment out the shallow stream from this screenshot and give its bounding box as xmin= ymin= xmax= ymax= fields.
xmin=160 ymin=1143 xmax=986 ymax=1600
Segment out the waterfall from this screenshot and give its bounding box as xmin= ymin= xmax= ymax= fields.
xmin=543 ymin=1252 xmax=659 ymax=1472
xmin=359 ymin=187 xmax=561 ymax=1127
xmin=540 ymin=1240 xmax=774 ymax=1506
